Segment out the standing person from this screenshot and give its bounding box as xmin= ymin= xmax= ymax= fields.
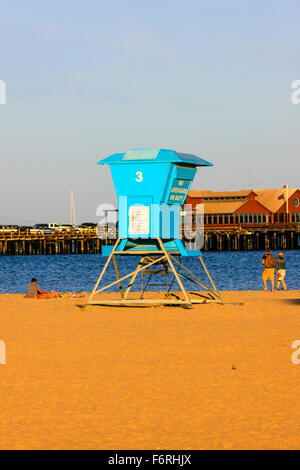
xmin=262 ymin=249 xmax=276 ymax=291
xmin=276 ymin=253 xmax=287 ymax=291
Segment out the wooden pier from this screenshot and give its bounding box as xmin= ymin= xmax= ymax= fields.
xmin=200 ymin=224 xmax=300 ymax=251
xmin=0 ymin=230 xmax=103 ymax=256
xmin=0 ymin=224 xmax=299 ymax=255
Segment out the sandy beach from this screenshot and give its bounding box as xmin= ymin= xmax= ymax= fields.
xmin=0 ymin=290 xmax=300 ymax=450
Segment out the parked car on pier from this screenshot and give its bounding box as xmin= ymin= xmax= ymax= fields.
xmin=81 ymin=222 xmax=98 ymax=228
xmin=59 ymin=224 xmax=79 ymax=232
xmin=19 ymin=225 xmax=33 ymax=232
xmin=45 ymin=223 xmax=78 ymax=232
xmin=34 ymin=224 xmax=52 ymax=233
xmin=78 ymin=222 xmax=98 ymax=233
xmin=0 ymin=225 xmax=19 ymax=233
xmin=47 ymin=223 xmax=63 ymax=231
xmin=19 ymin=226 xmax=44 ymax=234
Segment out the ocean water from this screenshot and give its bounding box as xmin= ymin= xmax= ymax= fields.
xmin=0 ymin=250 xmax=299 ymax=294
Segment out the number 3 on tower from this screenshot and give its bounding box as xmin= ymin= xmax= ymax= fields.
xmin=135 ymin=171 xmax=143 ymax=182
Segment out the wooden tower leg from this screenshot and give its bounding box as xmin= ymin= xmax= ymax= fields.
xmin=123 ymin=257 xmax=143 ymax=300
xmin=112 ymin=254 xmax=124 ymax=299
xmin=199 ymin=256 xmax=223 ymax=303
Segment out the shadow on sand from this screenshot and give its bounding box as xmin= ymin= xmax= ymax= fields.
xmin=279 ymin=298 xmax=300 ymax=306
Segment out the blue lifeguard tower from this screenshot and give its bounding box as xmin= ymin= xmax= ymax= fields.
xmin=88 ymin=148 xmax=222 ymax=307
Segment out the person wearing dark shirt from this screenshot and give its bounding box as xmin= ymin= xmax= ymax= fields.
xmin=27 ymin=278 xmax=44 ymax=299
xmin=276 ymin=253 xmax=287 ymax=290
xmin=262 ymin=249 xmax=276 ymax=291
xmin=27 ymin=278 xmax=60 ymax=299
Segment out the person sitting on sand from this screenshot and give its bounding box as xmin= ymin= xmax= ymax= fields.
xmin=262 ymin=249 xmax=276 ymax=291
xmin=276 ymin=252 xmax=287 ymax=291
xmin=26 ymin=278 xmax=60 ymax=299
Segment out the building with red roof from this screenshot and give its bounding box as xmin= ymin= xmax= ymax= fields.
xmin=186 ymin=187 xmax=300 ymax=228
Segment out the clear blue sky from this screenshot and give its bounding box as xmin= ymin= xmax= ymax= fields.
xmin=1 ymin=0 xmax=299 ymax=223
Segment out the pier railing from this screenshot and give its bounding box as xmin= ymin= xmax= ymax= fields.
xmin=0 ymin=228 xmax=97 ymax=238
xmin=184 ymin=222 xmax=300 ymax=232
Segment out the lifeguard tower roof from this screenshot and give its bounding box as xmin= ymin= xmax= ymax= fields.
xmin=98 ymin=148 xmax=213 ymax=166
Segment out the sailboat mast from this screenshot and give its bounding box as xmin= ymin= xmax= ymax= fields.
xmin=70 ymin=188 xmax=77 ymax=225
